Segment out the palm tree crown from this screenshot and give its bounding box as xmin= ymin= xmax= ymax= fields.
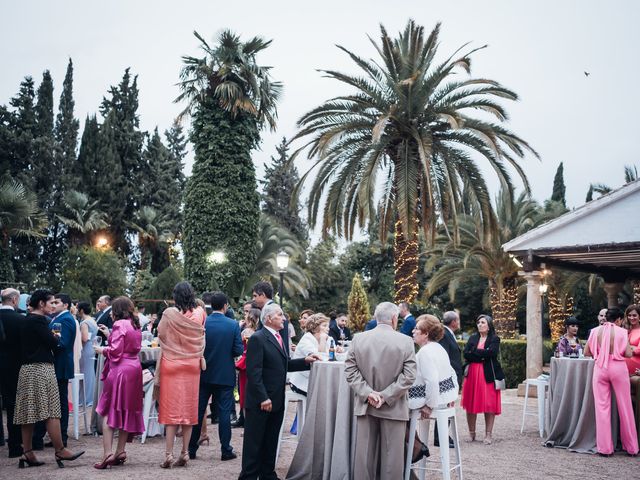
xmin=175 ymin=30 xmax=282 ymax=130
xmin=292 ymin=20 xmax=537 ymax=302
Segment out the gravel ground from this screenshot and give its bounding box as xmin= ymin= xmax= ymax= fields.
xmin=1 ymin=389 xmax=637 ymax=479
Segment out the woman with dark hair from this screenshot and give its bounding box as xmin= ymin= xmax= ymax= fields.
xmin=77 ymin=301 xmax=98 ymax=406
xmin=461 ymin=314 xmax=504 ymax=445
xmin=233 ymin=307 xmax=261 ymax=430
xmin=93 ymin=296 xmax=144 ymax=469
xmin=624 ymin=304 xmax=640 ymax=375
xmin=584 ymin=308 xmax=638 ymax=456
xmin=556 ymin=317 xmax=583 ymax=357
xmin=13 ymin=290 xmax=85 ymax=468
xmin=156 ymin=281 xmax=206 ymax=468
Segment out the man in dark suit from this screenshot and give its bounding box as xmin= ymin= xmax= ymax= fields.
xmin=0 ymin=288 xmax=24 ymax=457
xmin=35 ymin=293 xmax=77 ymax=447
xmin=94 ymin=295 xmax=112 ymax=343
xmin=252 ymin=281 xmax=292 ymax=354
xmin=398 ymin=301 xmax=416 ymax=336
xmin=329 ymin=312 xmax=352 ymax=343
xmin=435 ymin=310 xmax=463 ymax=448
xmin=238 ymin=303 xmax=318 ymax=480
xmin=364 ymin=318 xmax=377 ymax=331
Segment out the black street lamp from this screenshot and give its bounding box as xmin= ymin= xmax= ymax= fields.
xmin=276 ymin=250 xmax=290 ymax=307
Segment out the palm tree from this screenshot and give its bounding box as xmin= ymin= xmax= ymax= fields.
xmin=0 ymin=179 xmax=47 ymax=282
xmin=425 ymin=190 xmax=545 ymax=337
xmin=57 ymin=190 xmax=108 ymax=246
xmin=291 ymin=20 xmax=537 ymax=303
xmin=176 ymin=30 xmax=282 ymax=294
xmin=126 ymin=207 xmax=171 ymax=273
xmin=237 ymin=214 xmax=311 ymax=300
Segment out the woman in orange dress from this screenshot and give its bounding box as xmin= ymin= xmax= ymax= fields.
xmin=624 ymin=305 xmax=640 ymax=375
xmin=156 ymin=281 xmax=205 ymax=468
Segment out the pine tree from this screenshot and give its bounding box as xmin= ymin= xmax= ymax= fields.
xmin=348 ymin=273 xmax=371 ymax=332
xmin=261 ymin=137 xmax=307 ymax=245
xmin=99 ymin=69 xmax=145 ymax=253
xmin=551 ymin=162 xmax=566 ymax=207
xmin=164 ymin=121 xmax=187 ymax=191
xmin=77 ymin=115 xmax=100 ymax=194
xmin=55 ymin=59 xmax=80 ymax=193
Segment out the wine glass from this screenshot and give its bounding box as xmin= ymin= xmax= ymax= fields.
xmin=51 ymin=323 xmax=62 ymax=335
xmin=92 ymin=336 xmax=102 ymax=359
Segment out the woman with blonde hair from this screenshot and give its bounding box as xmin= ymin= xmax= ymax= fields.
xmin=289 ymin=313 xmax=330 ymax=395
xmin=156 ymin=281 xmax=206 ymax=468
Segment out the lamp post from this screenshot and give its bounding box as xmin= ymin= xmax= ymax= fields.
xmin=276 ymin=250 xmax=290 ymax=307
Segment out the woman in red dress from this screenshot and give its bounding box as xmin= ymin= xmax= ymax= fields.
xmin=235 ymin=307 xmax=260 ymax=422
xmin=461 ymin=314 xmax=504 ymax=445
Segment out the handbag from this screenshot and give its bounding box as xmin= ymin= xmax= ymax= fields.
xmin=490 ymin=359 xmax=506 ymax=390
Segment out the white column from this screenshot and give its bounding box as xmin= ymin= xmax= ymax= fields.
xmin=520 ymin=271 xmax=543 ymax=380
xmin=603 ymin=282 xmax=624 ymax=308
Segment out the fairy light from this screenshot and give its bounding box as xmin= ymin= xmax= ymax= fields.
xmin=490 ymin=281 xmax=519 ymax=339
xmin=633 ymin=280 xmax=640 ymax=304
xmin=393 ymin=220 xmax=419 ymax=303
xmin=548 ymin=287 xmax=574 ymax=343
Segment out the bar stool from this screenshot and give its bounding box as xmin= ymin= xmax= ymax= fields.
xmin=276 ymin=390 xmax=307 ymax=463
xmin=520 ymin=378 xmax=549 ymax=437
xmin=141 ymin=382 xmax=159 ymax=443
xmin=405 ymin=407 xmax=463 ymax=480
xmin=69 ymin=373 xmax=89 ymax=440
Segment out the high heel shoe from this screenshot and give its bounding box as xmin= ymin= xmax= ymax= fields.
xmin=483 ymin=434 xmax=493 ymax=445
xmin=198 ymin=435 xmax=210 ymax=446
xmin=113 ymin=451 xmax=127 ymax=465
xmin=94 ymin=453 xmax=115 ymax=470
xmin=18 ymin=450 xmax=45 ymax=468
xmin=160 ymin=452 xmax=174 ymax=469
xmin=172 ymin=451 xmax=189 ymax=467
xmin=55 ymin=448 xmax=85 ymax=468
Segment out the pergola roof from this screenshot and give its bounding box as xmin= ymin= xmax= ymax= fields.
xmin=503 ymin=179 xmax=640 ymax=278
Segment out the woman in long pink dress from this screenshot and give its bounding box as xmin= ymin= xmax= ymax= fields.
xmin=584 ymin=307 xmax=639 ymax=456
xmin=94 ymin=296 xmax=144 ymax=469
xmin=624 ymin=305 xmax=640 ymax=375
xmin=461 ymin=314 xmax=504 ymax=445
xmin=156 ymin=281 xmax=205 ymax=468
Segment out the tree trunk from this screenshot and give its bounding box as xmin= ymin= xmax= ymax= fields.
xmin=393 ymin=220 xmax=419 ymax=304
xmin=489 ymin=277 xmax=518 ymax=339
xmin=547 ymin=287 xmax=574 ymax=344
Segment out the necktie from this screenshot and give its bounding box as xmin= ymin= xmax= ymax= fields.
xmin=274 ymin=332 xmax=284 ymax=350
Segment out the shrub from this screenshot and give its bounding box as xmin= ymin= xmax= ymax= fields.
xmin=146 ymin=266 xmax=182 ymax=313
xmin=61 ymin=246 xmax=127 ymax=303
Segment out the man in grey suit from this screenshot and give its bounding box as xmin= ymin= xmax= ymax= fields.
xmin=345 ymin=302 xmax=416 ymax=479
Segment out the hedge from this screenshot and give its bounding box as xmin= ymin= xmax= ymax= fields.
xmin=457 ymin=339 xmax=556 ymax=389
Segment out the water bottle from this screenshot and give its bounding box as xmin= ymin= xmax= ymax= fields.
xmin=328 ymin=338 xmax=336 ymax=362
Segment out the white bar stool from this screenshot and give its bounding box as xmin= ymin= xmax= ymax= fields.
xmin=520 ymin=378 xmax=549 ymax=437
xmin=141 ymin=382 xmax=160 ymax=443
xmin=276 ymin=390 xmax=307 ymax=464
xmin=69 ymin=373 xmax=89 ymax=440
xmin=404 ymin=407 xmax=463 ymax=480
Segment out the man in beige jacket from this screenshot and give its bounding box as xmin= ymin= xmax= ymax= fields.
xmin=345 ymin=301 xmax=417 ymax=479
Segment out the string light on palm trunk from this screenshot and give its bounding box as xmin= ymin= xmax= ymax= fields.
xmin=394 ymin=220 xmax=419 ymax=303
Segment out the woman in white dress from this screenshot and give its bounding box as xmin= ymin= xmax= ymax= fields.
xmin=289 ymin=313 xmax=330 ymax=395
xmin=407 ymin=314 xmax=459 ymax=462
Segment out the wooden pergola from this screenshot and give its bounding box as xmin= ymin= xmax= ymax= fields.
xmin=503 ymin=179 xmax=640 ymax=379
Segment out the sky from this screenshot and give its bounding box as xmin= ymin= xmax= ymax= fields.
xmin=1 ymin=0 xmax=639 ymax=239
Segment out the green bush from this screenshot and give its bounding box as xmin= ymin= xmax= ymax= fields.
xmin=146 ymin=266 xmax=182 ymax=313
xmin=61 ymin=247 xmax=127 ymax=303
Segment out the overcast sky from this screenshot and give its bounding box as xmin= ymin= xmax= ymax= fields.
xmin=2 ymin=1 xmax=639 ymax=237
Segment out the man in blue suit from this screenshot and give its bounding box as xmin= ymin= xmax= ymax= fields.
xmin=189 ymin=291 xmax=243 ymax=461
xmin=398 ymin=302 xmax=416 ymax=337
xmin=34 ymin=292 xmax=76 ymax=447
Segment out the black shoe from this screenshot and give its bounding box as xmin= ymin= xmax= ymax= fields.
xmin=221 ymin=451 xmax=237 ymax=461
xmin=188 ymin=452 xmax=196 ymax=460
xmin=434 ymin=437 xmax=455 ymax=449
xmin=231 ymin=417 xmax=244 ymax=428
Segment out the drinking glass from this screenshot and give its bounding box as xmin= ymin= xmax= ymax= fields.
xmin=92 ymin=336 xmax=102 ymax=359
xmin=51 ymin=323 xmax=62 ymax=335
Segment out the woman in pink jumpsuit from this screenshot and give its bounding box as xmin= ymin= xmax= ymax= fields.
xmin=584 ymin=307 xmax=639 ymax=456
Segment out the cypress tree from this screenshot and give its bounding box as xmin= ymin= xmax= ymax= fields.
xmin=9 ymin=77 xmax=37 ymax=189
xmin=551 ymin=162 xmax=566 ymax=207
xmin=77 ymin=115 xmax=100 ymax=194
xmin=164 ymin=121 xmax=187 ymax=191
xmin=55 ymin=59 xmax=80 ymax=193
xmin=261 ymin=137 xmax=307 ymax=245
xmin=348 ymin=273 xmax=371 ymax=332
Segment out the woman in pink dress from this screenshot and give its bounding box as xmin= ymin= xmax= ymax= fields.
xmin=93 ymin=296 xmax=144 ymax=469
xmin=156 ymin=281 xmax=205 ymax=468
xmin=461 ymin=314 xmax=504 ymax=445
xmin=624 ymin=305 xmax=640 ymax=375
xmin=584 ymin=307 xmax=639 ymax=456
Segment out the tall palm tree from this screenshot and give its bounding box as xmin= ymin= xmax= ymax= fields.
xmin=56 ymin=190 xmax=108 ymax=246
xmin=292 ymin=20 xmax=537 ymax=303
xmin=126 ymin=206 xmax=171 ymax=273
xmin=176 ymin=30 xmax=282 ymax=294
xmin=0 ymin=179 xmax=47 ymax=282
xmin=425 ymin=190 xmax=545 ymax=337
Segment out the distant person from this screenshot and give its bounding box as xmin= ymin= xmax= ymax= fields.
xmin=398 ymin=301 xmax=416 ymax=336
xmin=364 ymin=318 xmax=377 ymax=331
xmin=77 ymin=301 xmax=98 ymax=407
xmin=624 ymin=305 xmax=640 ymax=375
xmin=345 ymin=302 xmax=417 ymax=479
xmin=329 ymin=312 xmax=352 ymax=344
xmin=234 ymin=307 xmax=261 ymax=428
xmin=290 ymin=314 xmax=331 ymax=395
xmin=94 ymin=295 xmax=112 ymax=342
xmin=298 ymin=309 xmax=314 ymax=331
xmin=137 ymin=304 xmax=149 ymax=329
xmin=252 ymin=281 xmax=292 ymax=354
xmin=584 ymin=307 xmax=638 ymax=456
xmin=556 ymin=317 xmax=583 ymax=356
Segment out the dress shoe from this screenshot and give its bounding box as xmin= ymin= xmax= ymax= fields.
xmin=188 ymin=451 xmax=196 ymax=460
xmin=434 ymin=437 xmax=455 ymax=448
xmin=231 ymin=417 xmax=244 ymax=428
xmin=221 ymin=451 xmax=237 ymax=461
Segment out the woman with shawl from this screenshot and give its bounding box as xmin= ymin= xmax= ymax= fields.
xmin=156 ymin=281 xmax=206 ymax=468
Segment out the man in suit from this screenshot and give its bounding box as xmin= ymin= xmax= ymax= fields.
xmin=189 ymin=292 xmax=243 ymax=461
xmin=364 ymin=318 xmax=377 ymax=330
xmin=435 ymin=310 xmax=463 ymax=448
xmin=0 ymin=288 xmax=24 ymax=457
xmin=252 ymin=281 xmax=292 ymax=354
xmin=238 ymin=303 xmax=318 ymax=480
xmin=345 ymin=302 xmax=416 ymax=479
xmin=94 ymin=295 xmax=112 ymax=342
xmin=398 ymin=301 xmax=416 ymax=336
xmin=329 ymin=312 xmax=352 ymax=343
xmin=34 ymin=292 xmax=77 ymax=447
